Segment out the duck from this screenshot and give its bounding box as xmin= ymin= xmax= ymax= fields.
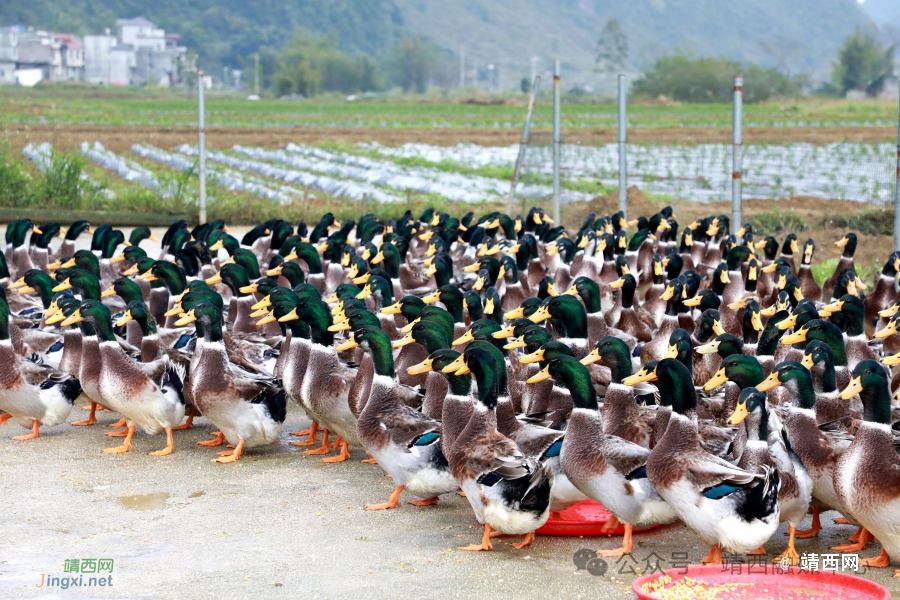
xmin=449 ymin=346 xmax=555 ymax=551
xmin=563 ymin=276 xmax=610 ymax=346
xmin=779 ymin=233 xmax=800 ymax=274
xmin=725 ymin=387 xmax=813 ymax=564
xmin=781 ymin=319 xmax=852 ymax=391
xmin=607 ymin=274 xmax=652 ymax=343
xmin=821 ymin=294 xmax=877 ymax=369
xmin=642 ymin=255 xmax=667 ymax=327
xmin=864 ymin=251 xmax=900 ymax=337
xmin=532 ymin=353 xmax=674 ymax=557
xmin=824 ymin=233 xmax=858 ymax=299
xmin=756 ymin=361 xmax=860 ymax=545
xmin=797 ymin=239 xmax=822 ymax=303
xmin=833 ymin=360 xmax=900 ymax=575
xmin=55 ymin=220 xmax=92 ymax=261
xmin=0 ymin=295 xmax=81 ymax=440
xmin=528 ymin=293 xmax=591 ymax=358
xmin=640 ymin=278 xmax=684 ymax=365
xmin=61 ymin=300 xmax=185 ymax=455
xmin=176 ymin=302 xmax=285 ymax=462
xmin=339 ymin=325 xmax=459 ymax=509
xmin=645 ymin=357 xmax=780 ymax=564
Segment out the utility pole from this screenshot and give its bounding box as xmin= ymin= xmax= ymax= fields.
xmin=552 ymin=60 xmax=561 ymax=225
xmin=198 ymin=69 xmax=207 ymax=225
xmin=531 ymin=56 xmax=538 ymax=83
xmin=473 ymin=58 xmax=478 ymax=89
xmin=254 ymin=53 xmax=260 ymax=95
xmin=618 ymin=74 xmax=627 ymax=218
xmin=732 ymin=75 xmax=743 ymax=232
xmin=894 ymin=82 xmax=900 ymax=251
xmin=506 ymin=76 xmax=541 ymax=214
xmin=459 ymin=45 xmax=465 ymax=88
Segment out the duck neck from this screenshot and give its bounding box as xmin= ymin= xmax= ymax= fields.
xmin=860 ymin=381 xmax=892 ymax=425
xmin=368 ymin=337 xmax=396 ymax=379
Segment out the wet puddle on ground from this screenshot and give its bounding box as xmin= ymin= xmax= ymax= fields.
xmin=118 ymin=492 xmax=171 ymax=510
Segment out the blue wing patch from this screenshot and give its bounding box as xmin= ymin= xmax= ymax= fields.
xmin=702 ymin=483 xmax=741 ymax=500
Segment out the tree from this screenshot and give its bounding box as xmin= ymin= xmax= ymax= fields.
xmin=631 ymin=52 xmax=799 ymax=103
xmin=595 ymin=18 xmax=628 ymax=74
xmin=271 ymin=31 xmax=382 ymax=97
xmin=385 ymin=37 xmax=436 ymax=93
xmin=520 ymin=77 xmax=530 ymax=94
xmin=831 ymin=26 xmax=895 ymax=97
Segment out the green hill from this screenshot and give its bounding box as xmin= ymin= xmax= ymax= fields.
xmin=1 ymin=0 xmax=874 ymax=85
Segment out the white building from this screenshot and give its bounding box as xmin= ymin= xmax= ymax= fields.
xmin=0 ymin=27 xmax=18 ymax=84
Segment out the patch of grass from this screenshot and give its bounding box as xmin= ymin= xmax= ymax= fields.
xmin=823 ymin=209 xmax=894 ymax=236
xmin=812 ymin=257 xmax=839 ymax=286
xmin=751 ymin=208 xmax=809 ymax=236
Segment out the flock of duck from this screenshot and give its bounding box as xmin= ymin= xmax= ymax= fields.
xmin=1 ymin=209 xmax=898 ymax=569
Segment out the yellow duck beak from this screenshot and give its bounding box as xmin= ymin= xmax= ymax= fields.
xmin=683 ymin=295 xmax=703 ymax=307
xmin=756 ymin=371 xmax=782 ymax=392
xmin=240 ymin=283 xmax=260 ymax=295
xmin=580 ymin=348 xmax=601 ymax=366
xmin=60 ymin=309 xmax=83 ymax=327
xmin=695 ymin=340 xmax=720 ymax=355
xmin=335 ymin=335 xmax=358 ymax=352
xmin=110 ymin=253 xmax=127 ymax=264
xmin=504 ymin=307 xmax=525 ymax=320
xmin=526 ymin=365 xmax=552 ymax=384
xmin=609 ymin=278 xmax=626 ymax=290
xmin=400 ymin=317 xmax=420 ymax=334
xmin=352 ymin=272 xmax=371 ymax=285
xmin=175 ymin=309 xmax=197 ymax=327
xmin=201 ymin=272 xmax=220 ymax=285
xmin=422 ymin=290 xmax=441 ymax=304
xmin=801 ymin=353 xmax=815 ymax=369
xmin=492 ymin=325 xmax=516 ymax=339
xmin=659 ymin=286 xmax=675 ymax=301
xmin=504 ymin=335 xmax=527 ymax=350
xmin=381 ymin=301 xmax=403 ymax=315
xmin=780 ymin=327 xmax=808 ymax=345
xmin=44 ymin=310 xmax=67 ymax=325
xmin=463 ymin=262 xmax=481 ymax=273
xmin=473 ymin=275 xmax=485 ymax=291
xmin=407 ymin=357 xmax=434 ymax=375
xmin=371 ymin=250 xmax=385 ymax=265
xmin=52 ymin=280 xmax=73 ymax=293
xmin=164 ymin=303 xmax=184 ymax=317
xmin=712 ymin=319 xmax=725 ymax=336
xmin=839 ymin=376 xmax=863 ymax=400
xmin=622 ymin=367 xmax=657 ymax=386
xmin=484 ymin=298 xmax=495 ymax=315
xmin=356 ymin=284 xmax=373 ymax=300
xmin=528 ymin=305 xmax=551 ymax=324
xmin=328 ymin=322 xmax=351 ymax=332
xmin=392 ymin=333 xmax=416 ymax=348
xmin=252 ymin=296 xmax=272 ymax=311
xmin=452 ymin=330 xmax=475 ymax=346
xmin=662 ymin=344 xmax=679 ymax=359
xmin=835 ymin=237 xmax=849 ymax=248
xmin=875 ymin=321 xmax=898 ymax=339
xmin=519 ymin=348 xmax=545 ymax=364
xmin=703 ymin=368 xmax=729 ymax=391
xmin=441 ymin=355 xmax=466 ymax=374
xmin=266 ymin=266 xmax=283 ymax=277
xmin=277 ymin=307 xmax=299 ymax=323
xmin=878 ymin=304 xmax=900 ymax=318
xmin=881 ymin=352 xmax=900 ymax=366
xmin=115 ymin=310 xmax=133 ymax=327
xmin=726 ymin=400 xmax=749 ymax=426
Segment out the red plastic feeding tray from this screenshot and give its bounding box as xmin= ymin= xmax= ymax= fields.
xmin=633 ymin=564 xmax=890 ymax=600
xmin=536 ymin=499 xmax=664 ymax=537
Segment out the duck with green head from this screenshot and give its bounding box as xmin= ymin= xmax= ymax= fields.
xmin=823 ymin=233 xmax=858 ymax=299
xmin=284 ymin=242 xmax=326 ymax=292
xmin=780 ymin=318 xmax=851 ymax=391
xmin=448 ymin=345 xmax=555 ymax=551
xmin=206 ymin=263 xmax=258 ymax=333
xmin=349 ymin=325 xmax=459 ymax=510
xmin=640 ymin=278 xmax=684 ymax=365
xmin=0 ymin=294 xmax=82 ymax=440
xmin=551 ymin=351 xmax=678 ymax=556
xmin=279 ymin=297 xmax=355 ymax=460
xmin=822 ymin=294 xmax=877 ymax=369
xmin=833 ymin=359 xmax=900 ymax=575
xmin=175 ymin=301 xmax=285 ymax=463
xmin=528 ymin=293 xmax=590 ymax=358
xmin=562 ymin=276 xmax=610 ymax=347
xmin=62 ymin=300 xmax=185 ymax=455
xmin=55 ymin=220 xmax=92 ymax=261
xmin=643 ymin=357 xmax=781 ymax=564
xmin=755 ymin=360 xmax=858 ymax=544
xmin=606 ymin=274 xmax=651 ymax=343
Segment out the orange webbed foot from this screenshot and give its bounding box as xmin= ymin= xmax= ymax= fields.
xmin=365 ymin=486 xmax=404 ymax=511
xmin=700 ymin=545 xmax=724 ymax=565
xmin=511 ymin=531 xmax=536 ymax=550
xmin=747 ymin=546 xmax=767 ymax=555
xmin=406 ymin=496 xmax=439 ymax=506
xmin=12 ymin=420 xmax=39 ymax=441
xmin=459 ymin=524 xmax=493 ymax=551
xmin=197 ymin=432 xmax=225 ymax=447
xmin=103 ymin=426 xmax=135 ymax=453
xmin=148 ymin=429 xmax=174 ymax=456
xmin=860 ymin=548 xmax=891 ymax=568
xmin=597 ymin=524 xmax=635 ymax=557
xmin=832 ymin=528 xmax=870 ymax=553
xmin=321 ymin=440 xmax=350 ymax=463
xmin=213 ymin=440 xmax=244 ymax=463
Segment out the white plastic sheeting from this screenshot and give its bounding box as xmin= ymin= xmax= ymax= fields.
xmin=135 ymin=144 xmax=299 ymax=205
xmin=363 ymin=142 xmax=897 ymax=204
xmin=22 ymin=142 xmax=115 ymax=199
xmin=278 ymin=143 xmax=591 ymax=205
xmin=185 ymin=144 xmax=401 ymax=204
xmin=79 ymin=141 xmax=174 ymax=197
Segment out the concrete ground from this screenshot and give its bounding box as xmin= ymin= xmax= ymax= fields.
xmin=2 ymin=226 xmax=899 ymax=599
xmin=2 ymin=410 xmax=899 ymax=600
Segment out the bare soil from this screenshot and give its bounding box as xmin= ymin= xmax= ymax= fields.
xmin=2 ymin=123 xmax=895 ymax=155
